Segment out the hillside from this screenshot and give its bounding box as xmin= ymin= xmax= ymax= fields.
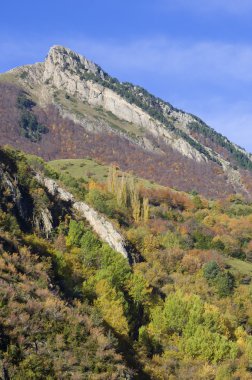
xmin=1 ymin=146 xmax=252 ymax=378
xmin=1 ymin=45 xmax=252 ymax=197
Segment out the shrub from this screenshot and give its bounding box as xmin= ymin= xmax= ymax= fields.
xmin=215 ymin=272 xmax=235 ymax=297
xmin=203 ymin=261 xmax=221 ymax=281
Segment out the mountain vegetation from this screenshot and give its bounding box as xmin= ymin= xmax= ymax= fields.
xmin=187 ymin=121 xmax=252 ymax=170
xmin=1 ymin=146 xmax=252 ymax=378
xmin=17 ymin=92 xmax=48 ymax=142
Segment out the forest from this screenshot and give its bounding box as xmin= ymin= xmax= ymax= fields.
xmin=1 ymin=146 xmax=252 ymax=378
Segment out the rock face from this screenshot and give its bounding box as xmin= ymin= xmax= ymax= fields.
xmin=12 ymin=46 xmax=205 ymax=163
xmin=37 ymin=175 xmax=130 ymax=260
xmin=73 ymin=202 xmax=129 ymax=259
xmin=34 ymin=208 xmax=53 ymax=238
xmin=0 ymin=166 xmax=32 ymax=225
xmin=43 ymin=46 xmax=205 ymax=162
xmin=0 ymin=165 xmax=54 ymax=236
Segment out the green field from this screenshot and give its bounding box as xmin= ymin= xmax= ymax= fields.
xmin=226 ymin=257 xmax=252 ymax=276
xmin=49 ymin=157 xmax=166 ymax=190
xmin=49 ymin=158 xmax=109 ymax=182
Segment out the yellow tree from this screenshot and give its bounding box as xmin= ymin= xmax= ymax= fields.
xmin=142 ymin=197 xmax=149 ymax=223
xmin=117 ymin=174 xmax=128 ymax=208
xmin=107 ymin=166 xmax=118 ymax=194
xmin=95 ymin=279 xmax=129 ymax=337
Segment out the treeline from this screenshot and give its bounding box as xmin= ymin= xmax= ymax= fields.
xmin=188 ymin=121 xmax=252 ymax=170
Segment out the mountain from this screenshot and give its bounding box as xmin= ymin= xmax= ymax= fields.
xmin=3 ymin=46 xmax=252 ymax=379
xmin=1 ymin=45 xmax=252 ymax=198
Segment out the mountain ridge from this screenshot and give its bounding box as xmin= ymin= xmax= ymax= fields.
xmin=1 ymin=45 xmax=252 ymax=198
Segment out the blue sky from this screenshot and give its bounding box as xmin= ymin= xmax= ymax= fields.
xmin=1 ymin=0 xmax=252 ymax=151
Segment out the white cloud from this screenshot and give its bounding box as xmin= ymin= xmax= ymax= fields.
xmin=2 ymin=36 xmax=252 ymax=85
xmin=68 ymin=37 xmax=252 ymax=84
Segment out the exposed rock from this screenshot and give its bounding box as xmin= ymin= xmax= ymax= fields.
xmin=73 ymin=201 xmax=128 ymax=259
xmin=34 ymin=208 xmax=53 ymax=238
xmin=0 ymin=167 xmax=29 ymax=222
xmin=42 ymin=46 xmax=205 ymax=162
xmin=10 ymin=45 xmax=206 ymax=163
xmin=36 ymin=174 xmax=131 ymax=260
xmin=218 ymin=156 xmax=249 ymax=196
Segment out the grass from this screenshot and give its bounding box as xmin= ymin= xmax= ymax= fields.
xmin=49 ymin=158 xmax=108 ymax=182
xmin=226 ymin=257 xmax=252 ymax=276
xmin=48 ymin=157 xmax=165 ymax=189
xmin=0 ymin=72 xmax=20 ymax=85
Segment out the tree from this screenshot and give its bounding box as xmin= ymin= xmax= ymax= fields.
xmin=127 ymin=272 xmax=152 ymax=306
xmin=182 ymin=325 xmax=238 ymax=363
xmin=65 ymin=220 xmax=85 ymax=248
xmin=203 ymin=261 xmax=221 ymax=281
xmin=142 ymin=197 xmax=149 ymax=223
xmin=215 ymin=272 xmax=235 ymax=298
xmin=95 ymin=279 xmax=129 ymax=336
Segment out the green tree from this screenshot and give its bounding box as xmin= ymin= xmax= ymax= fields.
xmin=66 ymin=220 xmax=85 ymax=248
xmin=127 ymin=272 xmax=152 ymax=306
xmin=203 ymin=261 xmax=221 ymax=281
xmin=215 ymin=272 xmax=235 ymax=298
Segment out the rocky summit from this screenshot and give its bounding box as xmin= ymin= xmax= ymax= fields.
xmin=1 ymin=45 xmax=252 ymax=198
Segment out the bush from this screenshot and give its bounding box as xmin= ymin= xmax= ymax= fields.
xmin=215 ymin=272 xmax=235 ymax=297
xmin=66 ymin=220 xmax=86 ymax=248
xmin=203 ymin=261 xmax=221 ymax=281
xmin=85 ymin=189 xmax=116 ymax=217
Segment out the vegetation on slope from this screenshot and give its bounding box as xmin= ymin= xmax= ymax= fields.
xmin=0 ymin=82 xmax=242 ymax=197
xmin=2 ymin=147 xmax=252 ymax=378
xmin=188 ymin=120 xmax=252 ymax=170
xmin=48 ymin=158 xmax=164 ymax=191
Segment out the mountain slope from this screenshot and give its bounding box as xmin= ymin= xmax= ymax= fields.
xmin=2 ymin=146 xmax=252 ymax=379
xmin=1 ymin=45 xmax=252 ymax=197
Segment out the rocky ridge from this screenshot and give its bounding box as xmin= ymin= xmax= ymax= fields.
xmin=2 ymin=45 xmax=252 ymax=197
xmin=9 ymin=46 xmax=210 ymax=163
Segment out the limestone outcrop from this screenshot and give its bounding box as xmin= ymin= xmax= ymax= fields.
xmin=42 ymin=46 xmax=205 ymax=162
xmin=36 ymin=175 xmax=130 ymax=260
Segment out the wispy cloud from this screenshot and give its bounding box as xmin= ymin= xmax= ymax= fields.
xmin=2 ymin=36 xmax=252 ymax=84
xmin=68 ymin=37 xmax=252 ymax=84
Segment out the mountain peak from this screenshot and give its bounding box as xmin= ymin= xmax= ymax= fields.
xmin=45 ymin=45 xmax=102 ymax=78
xmin=2 ymin=45 xmax=252 ymax=198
